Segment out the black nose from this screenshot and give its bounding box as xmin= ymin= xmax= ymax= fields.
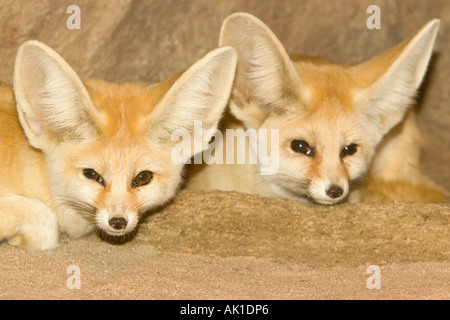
xmin=109 ymin=217 xmax=128 ymax=230
xmin=326 ymin=185 xmax=343 ymax=199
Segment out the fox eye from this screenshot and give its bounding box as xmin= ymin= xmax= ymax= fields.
xmin=291 ymin=140 xmax=314 ymax=157
xmin=132 ymin=171 xmax=153 ymax=188
xmin=341 ymin=144 xmax=358 ymax=157
xmin=83 ymin=168 xmax=105 ymax=186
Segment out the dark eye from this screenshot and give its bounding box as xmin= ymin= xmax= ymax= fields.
xmin=83 ymin=168 xmax=105 ymax=186
xmin=132 ymin=171 xmax=153 ymax=188
xmin=291 ymin=140 xmax=314 ymax=157
xmin=340 ymin=144 xmax=358 ymax=158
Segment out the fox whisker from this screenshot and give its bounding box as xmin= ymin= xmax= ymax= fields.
xmin=57 ymin=197 xmax=98 ymax=222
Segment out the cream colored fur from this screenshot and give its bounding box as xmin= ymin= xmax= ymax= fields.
xmin=186 ymin=13 xmax=446 ymax=204
xmin=0 ymin=41 xmax=236 ymax=251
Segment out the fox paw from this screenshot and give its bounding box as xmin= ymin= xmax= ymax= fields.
xmin=1 ymin=196 xmax=59 ymax=251
xmin=7 ymin=229 xmax=58 ymax=251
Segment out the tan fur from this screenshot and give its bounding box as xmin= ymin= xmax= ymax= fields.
xmin=186 ymin=13 xmax=447 ymax=204
xmin=0 ymin=41 xmax=236 ymax=251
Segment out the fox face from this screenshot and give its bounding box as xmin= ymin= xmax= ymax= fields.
xmin=43 ymin=81 xmax=186 ymax=239
xmin=219 ymin=13 xmax=440 ymax=204
xmin=13 ymin=41 xmax=236 ymax=240
xmin=257 ymin=104 xmax=376 ymax=204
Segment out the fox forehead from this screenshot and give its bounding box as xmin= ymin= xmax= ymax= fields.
xmin=292 ymin=58 xmax=359 ymax=114
xmin=290 ymin=37 xmax=409 ymax=114
xmin=60 ymin=79 xmax=180 ymax=174
xmin=83 ymin=75 xmax=180 ymax=138
xmin=279 ymin=107 xmax=367 ymax=148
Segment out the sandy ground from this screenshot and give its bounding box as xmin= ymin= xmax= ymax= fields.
xmin=0 ymin=190 xmax=448 ymax=300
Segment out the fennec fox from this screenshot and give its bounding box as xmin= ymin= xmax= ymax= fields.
xmin=187 ymin=13 xmax=446 ymax=205
xmin=0 ymin=41 xmax=236 ymax=250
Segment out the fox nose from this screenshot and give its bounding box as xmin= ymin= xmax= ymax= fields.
xmin=326 ymin=185 xmax=343 ymax=199
xmin=109 ymin=217 xmax=128 ymax=230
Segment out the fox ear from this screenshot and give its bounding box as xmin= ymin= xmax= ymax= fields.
xmin=353 ymin=19 xmax=440 ymax=140
xmin=219 ymin=12 xmax=301 ymax=128
xmin=148 ymin=46 xmax=237 ymax=160
xmin=14 ymin=41 xmax=101 ymax=151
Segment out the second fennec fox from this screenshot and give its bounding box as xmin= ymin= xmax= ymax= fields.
xmin=186 ymin=13 xmax=446 ymax=205
xmin=0 ymin=41 xmax=236 ymax=251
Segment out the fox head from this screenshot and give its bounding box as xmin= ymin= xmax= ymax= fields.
xmin=220 ymin=13 xmax=439 ymax=205
xmin=13 ymin=41 xmax=236 ymax=240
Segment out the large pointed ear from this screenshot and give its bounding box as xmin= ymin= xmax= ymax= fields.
xmin=219 ymin=12 xmax=301 ymax=128
xmin=352 ymin=19 xmax=440 ymax=140
xmin=13 ymin=40 xmax=102 ymax=151
xmin=148 ymin=46 xmax=237 ymax=160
